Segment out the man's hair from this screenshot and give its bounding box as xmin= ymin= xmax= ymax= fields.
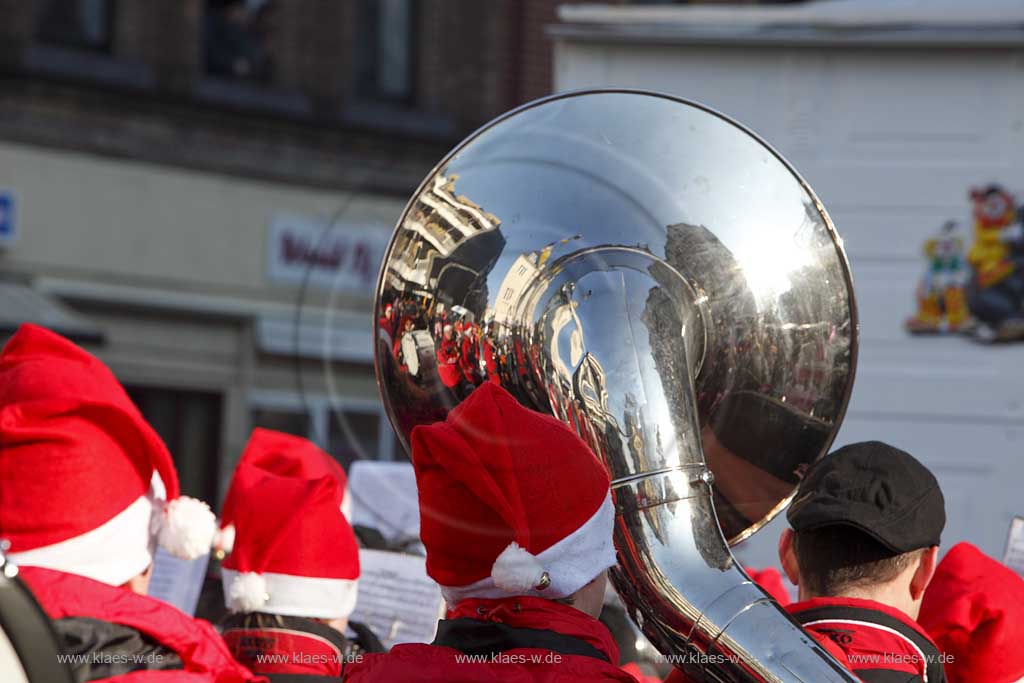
xmin=793 ymin=527 xmax=924 ymax=596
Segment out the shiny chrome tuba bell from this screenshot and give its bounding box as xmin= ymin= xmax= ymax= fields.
xmin=374 ymin=90 xmax=859 ymax=683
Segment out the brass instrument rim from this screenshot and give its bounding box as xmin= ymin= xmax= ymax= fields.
xmin=372 ymin=88 xmax=861 ymax=547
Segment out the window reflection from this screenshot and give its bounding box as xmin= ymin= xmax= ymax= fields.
xmin=36 ymin=0 xmax=113 ymax=52
xmin=355 ymin=0 xmax=415 ymax=102
xmin=204 ymin=0 xmax=273 ymax=81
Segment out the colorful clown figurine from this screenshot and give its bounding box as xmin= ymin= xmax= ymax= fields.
xmin=906 ymin=221 xmax=971 ymax=334
xmin=964 ymin=185 xmax=1024 ymax=341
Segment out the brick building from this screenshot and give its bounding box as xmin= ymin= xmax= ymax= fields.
xmin=0 ymin=0 xmax=806 ymax=505
xmin=0 ymin=0 xmax=583 ymax=505
xmin=0 ymin=0 xmax=584 ymax=191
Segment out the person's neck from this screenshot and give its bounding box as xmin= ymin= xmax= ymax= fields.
xmin=799 ymin=584 xmax=920 ymax=621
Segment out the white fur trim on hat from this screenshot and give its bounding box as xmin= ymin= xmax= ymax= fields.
xmin=157 ymin=496 xmax=217 ymax=560
xmin=440 ymin=491 xmax=617 ymax=603
xmin=7 ymin=494 xmax=156 ymax=586
xmin=227 ymin=571 xmax=269 ymax=612
xmin=222 ymin=568 xmax=359 ymax=620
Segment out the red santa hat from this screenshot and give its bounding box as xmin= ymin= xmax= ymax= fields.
xmin=220 ymin=461 xmax=360 ymax=620
xmin=411 ymin=382 xmax=616 ymax=603
xmin=0 ymin=324 xmax=216 ymax=586
xmin=216 ymin=428 xmax=350 ymax=555
xmin=918 ymin=542 xmax=1024 ymax=683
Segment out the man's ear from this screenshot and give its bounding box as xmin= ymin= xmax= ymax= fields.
xmin=909 ymin=546 xmax=939 ymax=601
xmin=778 ymin=528 xmax=800 ymax=587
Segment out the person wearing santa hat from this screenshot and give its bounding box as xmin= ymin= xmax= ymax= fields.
xmin=345 ymin=382 xmax=638 ymax=683
xmin=777 ymin=441 xmax=948 ymax=683
xmin=378 ymin=302 xmax=397 ymax=342
xmin=217 ymin=429 xmax=383 ymax=682
xmin=0 ymin=324 xmax=261 ymax=683
xmin=436 ymin=323 xmax=464 ymax=391
xmin=215 ymin=428 xmax=353 ymax=557
xmin=918 ymin=542 xmax=1024 ymax=683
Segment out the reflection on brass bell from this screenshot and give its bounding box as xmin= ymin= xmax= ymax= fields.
xmin=535 ymin=571 xmax=551 ymax=591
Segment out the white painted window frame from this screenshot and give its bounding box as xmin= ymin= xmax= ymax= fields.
xmin=248 ymin=389 xmax=396 ymax=461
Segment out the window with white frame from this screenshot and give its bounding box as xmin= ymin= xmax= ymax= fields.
xmin=248 ymin=391 xmax=399 ymax=470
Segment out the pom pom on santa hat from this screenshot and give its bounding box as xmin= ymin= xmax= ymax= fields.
xmin=919 ymin=542 xmax=1024 ymax=683
xmin=227 ymin=571 xmax=270 ymax=613
xmin=221 ymin=463 xmax=360 ymax=620
xmin=0 ymin=324 xmax=216 ymax=586
xmin=410 ymin=382 xmax=617 ymax=603
xmin=215 ymin=428 xmax=352 ymax=557
xmin=157 ymin=496 xmax=218 ymax=560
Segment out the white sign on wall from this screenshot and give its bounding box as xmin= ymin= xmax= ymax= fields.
xmin=266 ymin=213 xmax=392 ymax=295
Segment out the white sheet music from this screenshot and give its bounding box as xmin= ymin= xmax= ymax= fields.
xmin=350 ymin=549 xmax=444 ymax=649
xmin=349 ymin=461 xmax=420 ymax=543
xmin=147 ymin=548 xmax=210 ymax=616
xmin=1004 ymin=516 xmax=1024 ymax=578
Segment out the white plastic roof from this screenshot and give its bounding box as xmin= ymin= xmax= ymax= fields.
xmin=560 ymin=0 xmax=1024 ymax=30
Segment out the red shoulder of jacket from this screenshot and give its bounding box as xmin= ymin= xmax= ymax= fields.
xmin=345 ymin=643 xmax=640 ymax=683
xmin=787 ymin=596 xmax=938 ymax=648
xmin=787 ymin=596 xmax=942 ymax=683
xmin=18 ymin=566 xmax=264 ymax=683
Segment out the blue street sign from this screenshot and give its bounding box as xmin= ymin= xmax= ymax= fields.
xmin=0 ymin=190 xmax=15 ymax=246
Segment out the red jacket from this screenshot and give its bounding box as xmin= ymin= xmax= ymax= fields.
xmin=437 ymin=336 xmax=463 ymax=388
xmin=459 ymin=334 xmax=482 ymax=384
xmin=788 ymin=597 xmax=947 ymax=683
xmin=345 ymin=597 xmax=639 ymax=683
xmin=20 ymin=566 xmax=264 ymax=683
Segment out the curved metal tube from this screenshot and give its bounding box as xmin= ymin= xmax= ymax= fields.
xmin=603 ymin=281 xmax=855 ymax=682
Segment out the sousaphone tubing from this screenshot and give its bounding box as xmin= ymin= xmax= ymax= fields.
xmin=374 ymin=90 xmax=859 ymax=683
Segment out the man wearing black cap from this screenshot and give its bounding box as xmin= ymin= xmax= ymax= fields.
xmin=778 ymin=441 xmax=948 ymax=683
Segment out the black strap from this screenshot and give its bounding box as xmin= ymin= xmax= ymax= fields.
xmin=220 ymin=612 xmax=350 ymax=654
xmin=0 ymin=573 xmax=75 ymax=683
xmin=221 ymin=612 xmax=359 ymax=679
xmin=348 ymin=620 xmax=386 ymax=654
xmin=794 ymin=604 xmax=946 ymax=683
xmin=432 ymin=618 xmax=610 ymax=663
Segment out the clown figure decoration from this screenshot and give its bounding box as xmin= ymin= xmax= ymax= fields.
xmin=965 ymin=185 xmax=1024 ymax=342
xmin=906 ymin=221 xmax=971 ymax=334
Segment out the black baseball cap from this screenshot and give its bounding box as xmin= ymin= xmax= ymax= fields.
xmin=787 ymin=441 xmax=945 ymax=554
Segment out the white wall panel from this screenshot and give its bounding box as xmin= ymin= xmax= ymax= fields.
xmin=558 ymin=36 xmax=1024 ymax=568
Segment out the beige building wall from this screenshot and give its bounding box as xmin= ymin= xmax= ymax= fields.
xmin=0 ymin=140 xmax=402 ymax=302
xmin=0 ymin=140 xmax=409 ymax=504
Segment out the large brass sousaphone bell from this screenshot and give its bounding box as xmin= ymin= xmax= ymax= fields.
xmin=374 ymin=90 xmax=859 ymax=683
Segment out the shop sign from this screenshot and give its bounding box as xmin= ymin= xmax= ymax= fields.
xmin=267 ymin=213 xmax=391 ymax=295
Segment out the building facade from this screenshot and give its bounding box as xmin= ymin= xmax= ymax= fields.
xmin=0 ymin=0 xmax=573 ymax=506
